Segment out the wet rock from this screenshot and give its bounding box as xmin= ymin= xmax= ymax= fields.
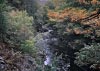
xmin=0 ymin=56 xmax=5 ymax=71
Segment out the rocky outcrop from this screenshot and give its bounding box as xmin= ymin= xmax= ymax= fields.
xmin=0 ymin=43 xmax=37 ymax=71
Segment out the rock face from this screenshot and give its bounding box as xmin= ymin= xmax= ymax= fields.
xmin=0 ymin=43 xmax=37 ymax=71
xmin=17 ymin=54 xmax=37 ymax=71
xmin=0 ymin=56 xmax=5 ymax=71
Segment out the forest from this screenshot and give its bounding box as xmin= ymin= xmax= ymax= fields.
xmin=0 ymin=0 xmax=100 ymax=71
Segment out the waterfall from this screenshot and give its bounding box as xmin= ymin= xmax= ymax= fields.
xmin=35 ymin=29 xmax=54 ymax=66
xmin=35 ymin=29 xmax=71 ymax=71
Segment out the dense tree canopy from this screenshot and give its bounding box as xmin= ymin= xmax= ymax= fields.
xmin=0 ymin=0 xmax=100 ymax=71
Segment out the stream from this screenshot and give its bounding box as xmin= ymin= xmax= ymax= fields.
xmin=35 ymin=30 xmax=54 ymax=66
xmin=34 ymin=0 xmax=70 ymax=70
xmin=35 ymin=28 xmax=70 ymax=71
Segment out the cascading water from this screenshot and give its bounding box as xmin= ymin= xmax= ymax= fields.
xmin=34 ymin=1 xmax=70 ymax=70
xmin=35 ymin=28 xmax=70 ymax=71
xmin=35 ymin=30 xmax=55 ymax=66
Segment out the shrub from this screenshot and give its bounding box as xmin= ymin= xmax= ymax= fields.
xmin=20 ymin=39 xmax=37 ymax=55
xmin=6 ymin=10 xmax=34 ymax=45
xmin=75 ymin=44 xmax=100 ymax=68
xmin=5 ymin=10 xmax=38 ymax=55
xmin=0 ymin=0 xmax=7 ymax=42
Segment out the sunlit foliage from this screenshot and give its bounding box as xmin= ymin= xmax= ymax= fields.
xmin=77 ymin=0 xmax=100 ymax=5
xmin=6 ymin=10 xmax=35 ymax=54
xmin=48 ymin=8 xmax=88 ymax=22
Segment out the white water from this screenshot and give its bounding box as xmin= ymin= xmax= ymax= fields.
xmin=35 ymin=30 xmax=54 ymax=66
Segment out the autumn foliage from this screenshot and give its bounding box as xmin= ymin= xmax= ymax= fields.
xmin=47 ymin=7 xmax=100 ymax=35
xmin=48 ymin=8 xmax=88 ymax=22
xmin=77 ymin=0 xmax=100 ymax=5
